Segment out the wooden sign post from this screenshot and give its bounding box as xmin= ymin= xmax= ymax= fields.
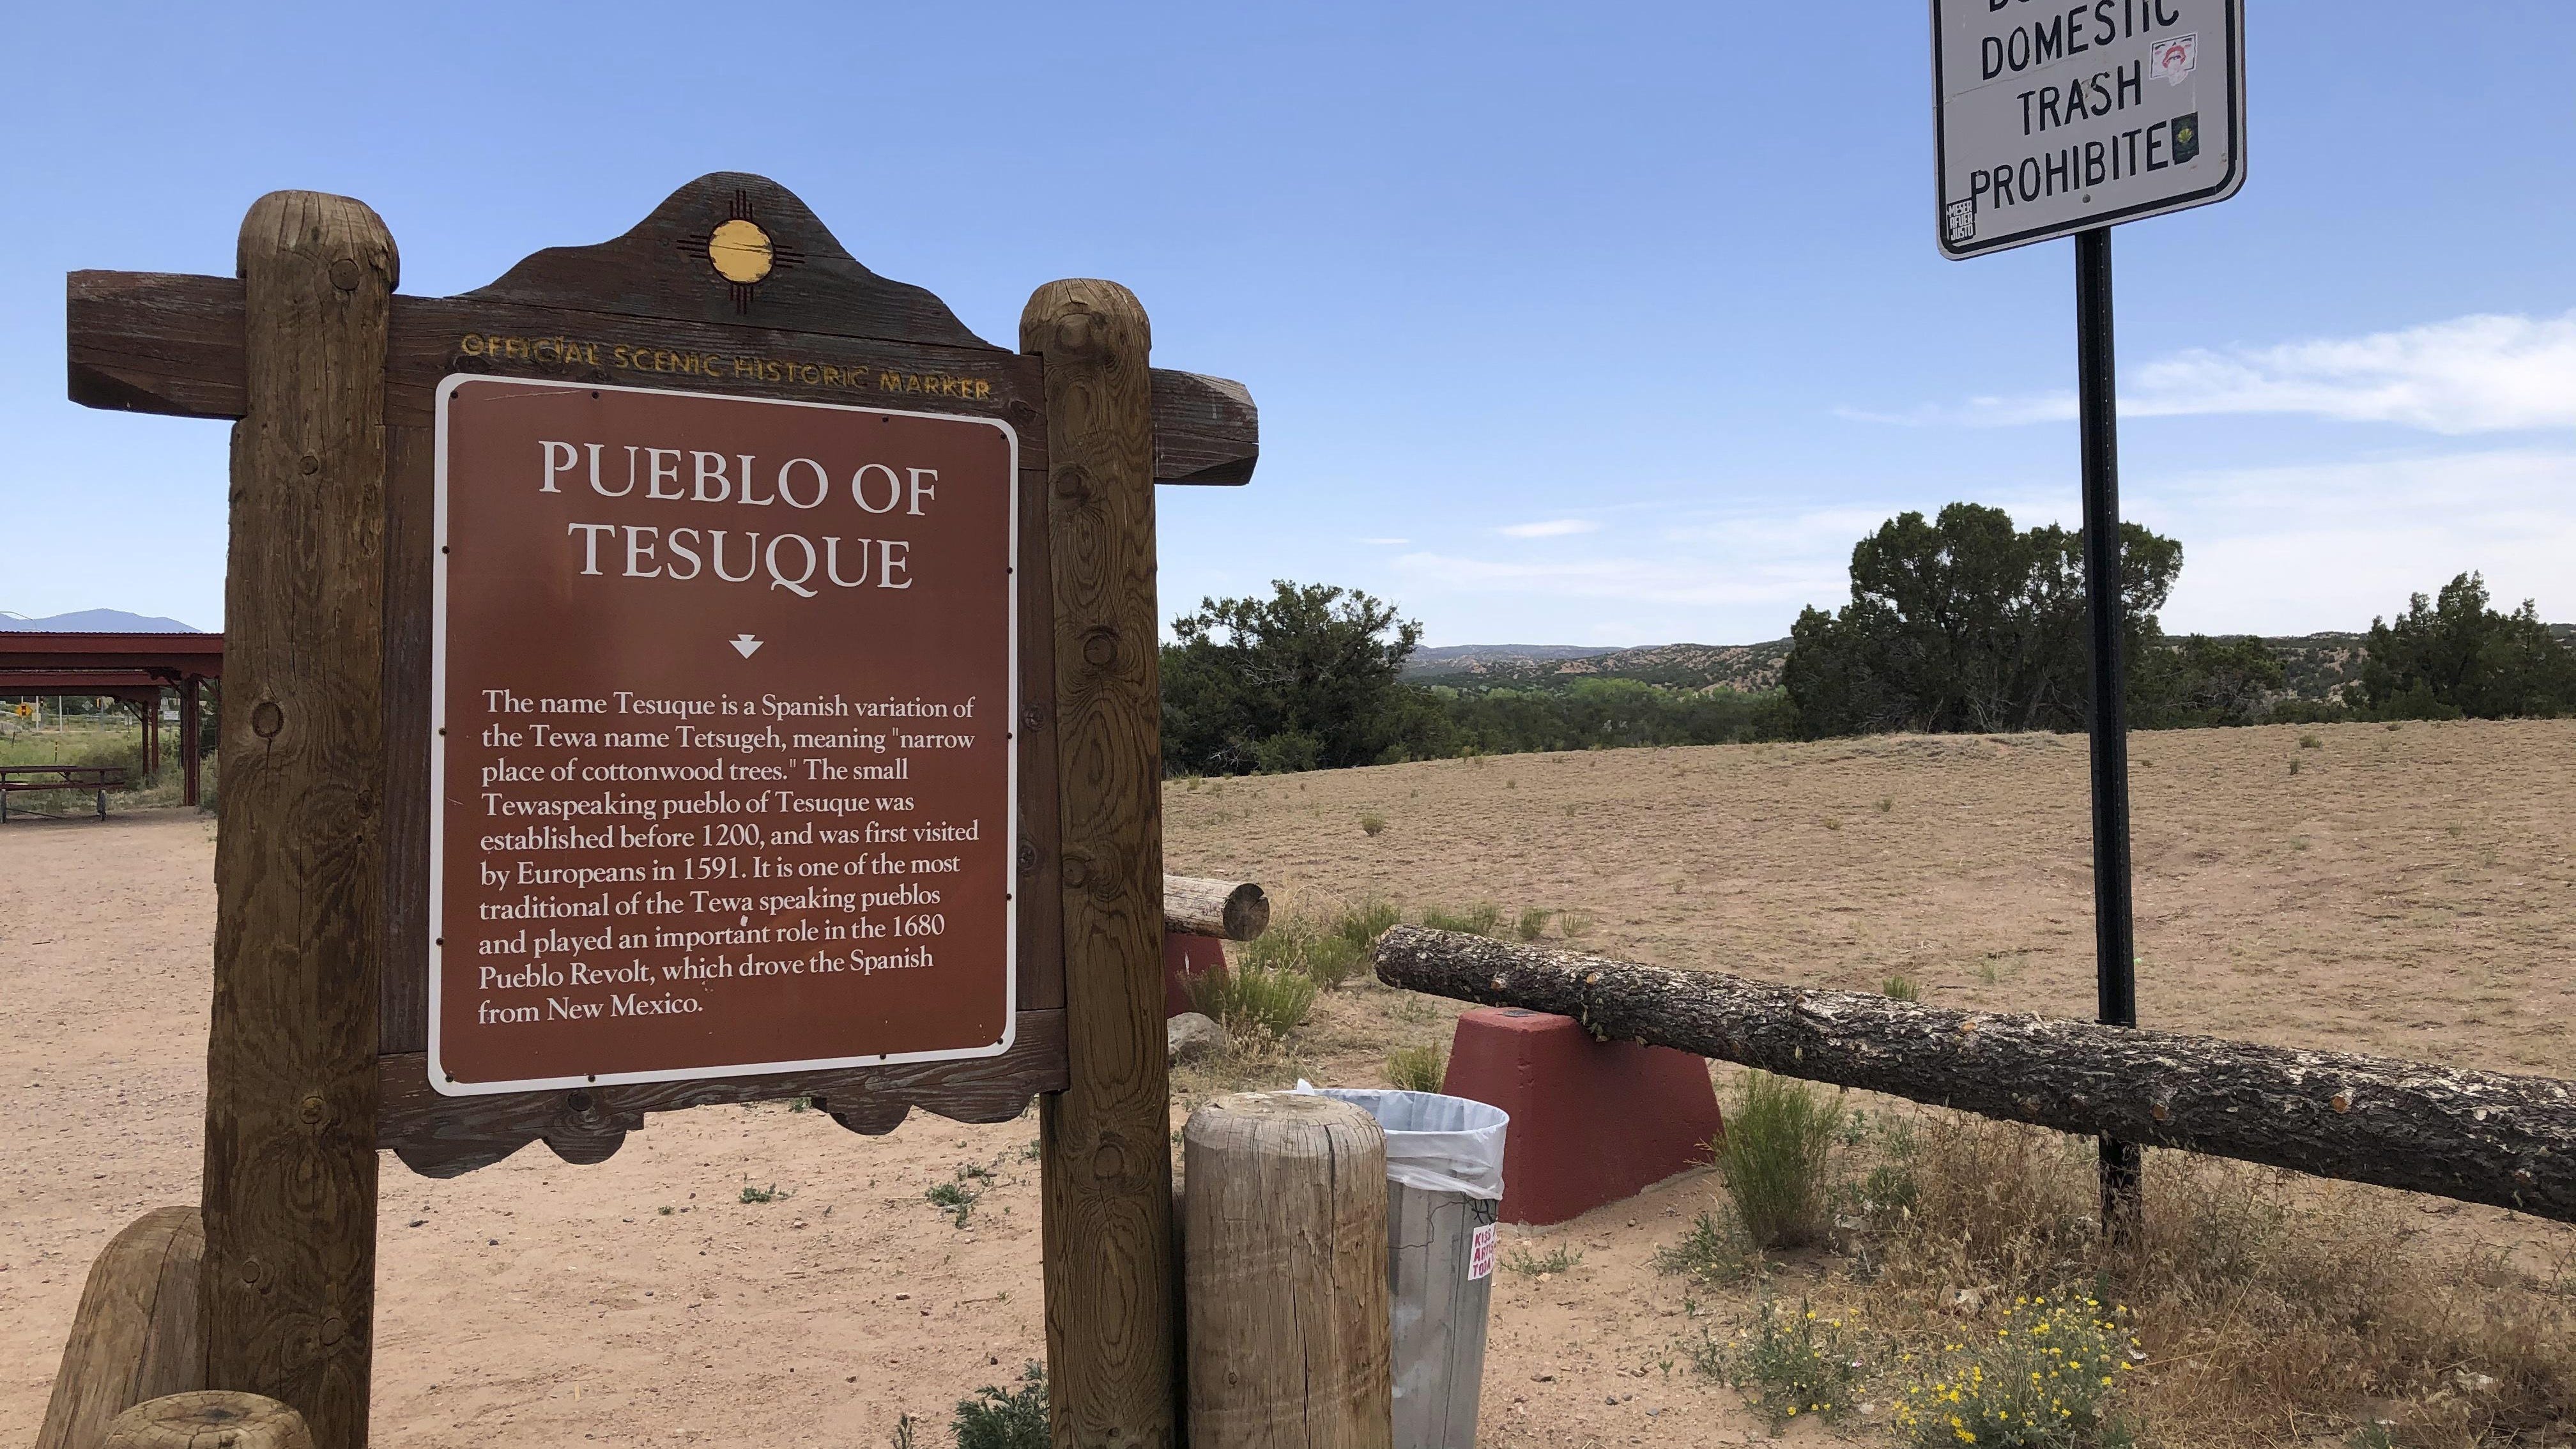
xmin=64 ymin=172 xmax=1258 ymax=1449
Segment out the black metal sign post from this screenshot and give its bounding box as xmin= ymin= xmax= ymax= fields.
xmin=2075 ymin=227 xmax=2142 ymax=1234
xmin=1933 ymin=0 xmax=2246 ymax=1238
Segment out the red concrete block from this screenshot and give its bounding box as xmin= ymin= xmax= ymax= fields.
xmin=1164 ymin=931 xmax=1229 ymax=1018
xmin=1440 ymin=1006 xmax=1724 ymax=1225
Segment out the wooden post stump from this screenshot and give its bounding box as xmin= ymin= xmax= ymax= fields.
xmin=1183 ymin=1092 xmax=1392 ymax=1449
xmin=104 ymin=1392 xmax=314 ymax=1449
xmin=37 ymin=1206 xmax=206 ymax=1449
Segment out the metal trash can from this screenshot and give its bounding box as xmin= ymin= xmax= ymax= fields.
xmin=1312 ymin=1087 xmax=1508 ymax=1449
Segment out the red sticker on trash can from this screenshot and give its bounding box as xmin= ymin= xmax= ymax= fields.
xmin=1468 ymin=1222 xmax=1499 ymax=1280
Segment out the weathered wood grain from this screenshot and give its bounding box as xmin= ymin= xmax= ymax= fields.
xmin=375 ymin=422 xmax=433 ymax=1055
xmin=1183 ymin=1093 xmax=1393 ymax=1449
xmin=1160 ymin=875 xmax=1269 ymax=942
xmin=36 ymin=1207 xmax=204 ymax=1449
xmin=203 ymin=191 xmax=392 ymax=1449
xmin=1373 ymin=927 xmax=2576 ymax=1223
xmin=104 ymin=1392 xmax=313 ymax=1449
xmin=68 ymin=272 xmax=1255 ymax=484
xmin=1024 ymin=279 xmax=1176 ymax=1448
xmin=378 ymin=1009 xmax=1068 ymax=1177
xmin=1016 ymin=459 xmax=1068 ymax=1014
xmin=1147 ymin=370 xmax=1257 ymax=486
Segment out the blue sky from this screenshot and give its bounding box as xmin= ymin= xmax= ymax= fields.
xmin=3 ymin=1 xmax=2569 ymax=644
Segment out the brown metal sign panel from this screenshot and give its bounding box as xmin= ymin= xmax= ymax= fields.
xmin=430 ymin=377 xmax=1017 ymax=1094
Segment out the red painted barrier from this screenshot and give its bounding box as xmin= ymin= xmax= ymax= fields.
xmin=1440 ymin=1006 xmax=1724 ymax=1225
xmin=1164 ymin=931 xmax=1229 ymax=1018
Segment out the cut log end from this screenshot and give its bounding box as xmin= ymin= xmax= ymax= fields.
xmin=1162 ymin=874 xmax=1269 ymax=941
xmin=104 ymin=1392 xmax=313 ymax=1449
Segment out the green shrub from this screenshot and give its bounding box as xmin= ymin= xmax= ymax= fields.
xmin=1189 ymin=961 xmax=1316 ymax=1041
xmin=924 ymin=1180 xmax=977 ymax=1227
xmin=1883 ymin=974 xmax=1920 ymax=1002
xmin=954 ymin=1361 xmax=1048 ymax=1449
xmin=1893 ymin=1292 xmax=2136 ymax=1448
xmin=1244 ymin=917 xmax=1365 ymax=990
xmin=1559 ymin=910 xmax=1595 ymax=939
xmin=1385 ymin=1041 xmax=1446 ymax=1093
xmin=1654 ymin=1206 xmax=1755 ymax=1286
xmin=1358 ymin=811 xmax=1386 ymax=836
xmin=1514 ymin=907 xmax=1551 ymax=942
xmin=1717 ymin=1071 xmax=1846 ymax=1250
xmin=1419 ymin=901 xmax=1501 ymax=936
xmin=1720 ymin=1297 xmax=1864 ymax=1429
xmin=1335 ymin=898 xmax=1400 ymax=949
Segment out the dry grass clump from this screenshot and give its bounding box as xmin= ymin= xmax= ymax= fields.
xmin=1383 ymin=1041 xmax=1445 ymax=1093
xmin=1716 ymin=1070 xmax=1847 ymax=1250
xmin=1870 ymin=1114 xmax=2576 ymax=1447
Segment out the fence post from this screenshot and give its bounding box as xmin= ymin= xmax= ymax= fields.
xmin=1022 ymin=279 xmax=1176 ymax=1448
xmin=1183 ymin=1093 xmax=1393 ymax=1449
xmin=201 ymin=190 xmax=394 ymax=1449
xmin=36 ymin=1206 xmax=205 ymax=1449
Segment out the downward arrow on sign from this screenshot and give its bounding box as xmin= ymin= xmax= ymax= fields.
xmin=730 ymin=634 xmax=763 ymax=658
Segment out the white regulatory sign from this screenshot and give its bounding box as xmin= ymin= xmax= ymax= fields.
xmin=1933 ymin=0 xmax=2244 ymax=259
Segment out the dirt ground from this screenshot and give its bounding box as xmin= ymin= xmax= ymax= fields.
xmin=3 ymin=719 xmax=2570 ymax=1447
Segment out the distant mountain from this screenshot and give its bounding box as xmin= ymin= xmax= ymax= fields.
xmin=1408 ymin=626 xmax=2575 ymax=703
xmin=1410 ymin=640 xmax=1793 ymax=694
xmin=0 ymin=609 xmax=204 ymax=632
xmin=1409 ymin=644 xmax=1623 ymax=669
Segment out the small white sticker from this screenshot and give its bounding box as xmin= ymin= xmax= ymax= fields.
xmin=1468 ymin=1222 xmax=1499 ymax=1280
xmin=2150 ymin=33 xmax=2198 ymax=86
xmin=1943 ymin=198 xmax=1977 ymax=244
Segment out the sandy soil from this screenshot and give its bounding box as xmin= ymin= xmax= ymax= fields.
xmin=4 ymin=719 xmax=2570 ymax=1447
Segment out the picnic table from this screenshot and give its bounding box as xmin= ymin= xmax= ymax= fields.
xmin=0 ymin=764 xmax=126 ymax=822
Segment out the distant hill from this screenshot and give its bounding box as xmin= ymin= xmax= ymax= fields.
xmin=0 ymin=609 xmax=204 ymax=633
xmin=1411 ymin=626 xmax=2575 ymax=703
xmin=1410 ymin=640 xmax=1793 ymax=694
xmin=1409 ymin=644 xmax=1623 ymax=669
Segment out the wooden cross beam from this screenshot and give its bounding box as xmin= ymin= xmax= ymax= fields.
xmin=68 ymin=277 xmax=1257 ymax=487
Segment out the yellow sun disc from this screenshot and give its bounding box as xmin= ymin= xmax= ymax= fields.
xmin=705 ymin=219 xmax=774 ymax=284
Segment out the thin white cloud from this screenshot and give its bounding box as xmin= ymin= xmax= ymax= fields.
xmin=1845 ymin=309 xmax=2576 ymax=434
xmin=1497 ymin=518 xmax=1602 ymax=538
xmin=1382 ymin=451 xmax=2575 ymax=641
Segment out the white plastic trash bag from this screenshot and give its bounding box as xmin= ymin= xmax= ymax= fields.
xmin=1293 ymin=1084 xmax=1506 ymax=1199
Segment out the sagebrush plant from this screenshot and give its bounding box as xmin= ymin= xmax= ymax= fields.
xmin=1384 ymin=1041 xmax=1446 ymax=1094
xmin=1514 ymin=906 xmax=1551 ymax=941
xmin=953 ymin=1361 xmax=1048 ymax=1449
xmin=1721 ymin=1297 xmax=1864 ymax=1430
xmin=1717 ymin=1071 xmax=1846 ymax=1249
xmin=1188 ymin=960 xmax=1316 ymax=1041
xmin=1883 ymin=974 xmax=1922 ymax=1002
xmin=1893 ymin=1292 xmax=2136 ymax=1448
xmin=1358 ymin=811 xmax=1387 ymax=836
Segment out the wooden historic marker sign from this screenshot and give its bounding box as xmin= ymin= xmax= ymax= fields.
xmin=65 ymin=171 xmax=1252 ymax=1448
xmin=430 ymin=379 xmax=1018 ymax=1092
